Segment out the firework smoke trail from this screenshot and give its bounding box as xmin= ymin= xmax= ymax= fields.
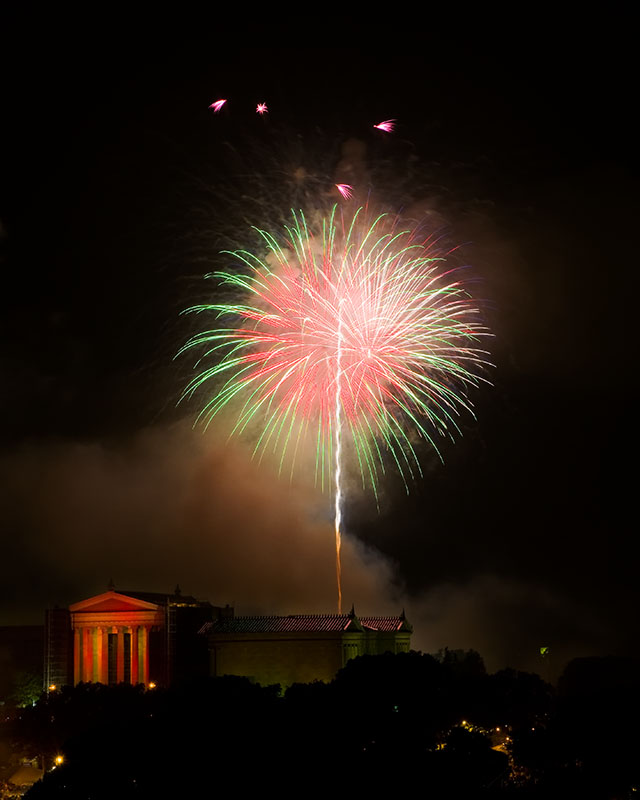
xmin=180 ymin=205 xmax=492 ymax=611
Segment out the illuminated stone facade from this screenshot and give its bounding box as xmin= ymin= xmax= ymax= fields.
xmin=69 ymin=592 xmax=164 ymax=686
xmin=45 ymin=595 xmax=412 ymax=690
xmin=45 ymin=588 xmax=229 ymax=689
xmin=203 ymin=610 xmax=413 ymax=687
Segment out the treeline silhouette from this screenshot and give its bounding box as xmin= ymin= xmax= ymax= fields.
xmin=9 ymin=651 xmax=640 ymax=797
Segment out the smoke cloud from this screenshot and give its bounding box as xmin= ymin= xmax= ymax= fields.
xmin=0 ymin=422 xmax=400 ymax=620
xmin=1 ymin=422 xmax=607 ymax=680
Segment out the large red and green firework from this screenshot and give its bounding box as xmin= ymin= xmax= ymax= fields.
xmin=180 ymin=205 xmax=491 ymax=610
xmin=181 ymin=205 xmax=490 ymax=491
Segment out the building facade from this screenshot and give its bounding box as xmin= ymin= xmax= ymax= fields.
xmin=44 ymin=587 xmax=231 ymax=689
xmin=45 ymin=593 xmax=413 ymax=690
xmin=202 ymin=609 xmax=413 ymax=686
xmin=68 ymin=591 xmax=164 ymax=686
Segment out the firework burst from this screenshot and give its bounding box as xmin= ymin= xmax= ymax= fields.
xmin=180 ymin=206 xmax=491 ymax=494
xmin=180 ymin=205 xmax=491 ymax=612
xmin=335 ymin=183 xmax=354 ymax=200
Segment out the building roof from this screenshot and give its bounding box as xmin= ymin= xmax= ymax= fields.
xmin=69 ymin=591 xmax=162 ymax=613
xmin=69 ymin=589 xmax=218 ymax=617
xmin=361 ymin=616 xmax=413 ymax=633
xmin=201 ymin=612 xmax=411 ymax=635
xmin=9 ymin=765 xmax=44 ymax=787
xmin=121 ymin=590 xmax=210 ymax=608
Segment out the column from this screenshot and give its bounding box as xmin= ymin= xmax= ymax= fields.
xmin=140 ymin=626 xmax=149 ymax=685
xmin=101 ymin=629 xmax=109 ymax=684
xmin=83 ymin=628 xmax=92 ymax=683
xmin=94 ymin=628 xmax=102 ymax=683
xmin=117 ymin=627 xmax=125 ymax=683
xmin=73 ymin=628 xmax=80 ymax=685
xmin=124 ymin=626 xmax=131 ymax=684
xmin=131 ymin=625 xmax=139 ymax=685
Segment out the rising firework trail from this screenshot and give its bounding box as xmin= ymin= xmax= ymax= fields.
xmin=180 ymin=206 xmax=492 ymax=610
xmin=334 ymin=297 xmax=345 ymax=612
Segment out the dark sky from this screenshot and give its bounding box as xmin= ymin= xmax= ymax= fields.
xmin=1 ymin=14 xmax=637 ymax=677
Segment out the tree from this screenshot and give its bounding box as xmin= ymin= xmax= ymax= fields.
xmin=7 ymin=672 xmax=42 ymax=709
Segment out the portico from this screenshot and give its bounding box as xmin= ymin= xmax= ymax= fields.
xmin=69 ymin=592 xmax=165 ymax=686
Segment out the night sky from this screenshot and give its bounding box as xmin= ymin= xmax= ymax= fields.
xmin=1 ymin=14 xmax=637 ymax=677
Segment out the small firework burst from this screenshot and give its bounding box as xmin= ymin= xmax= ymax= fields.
xmin=335 ymin=183 xmax=354 ymax=200
xmin=373 ymin=119 xmax=396 ymax=133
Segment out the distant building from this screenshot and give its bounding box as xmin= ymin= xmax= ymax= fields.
xmin=44 ymin=587 xmax=232 ymax=689
xmin=44 ymin=609 xmax=72 ymax=690
xmin=44 ymin=591 xmax=413 ymax=691
xmin=7 ymin=762 xmax=44 ymax=794
xmin=201 ymin=608 xmax=412 ymax=686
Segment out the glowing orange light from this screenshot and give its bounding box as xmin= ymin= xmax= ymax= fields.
xmin=148 ymin=682 xmax=156 ymax=690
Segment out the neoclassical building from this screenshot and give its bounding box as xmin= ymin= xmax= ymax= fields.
xmin=69 ymin=591 xmax=165 ymax=685
xmin=201 ymin=608 xmax=413 ymax=687
xmin=45 ymin=591 xmax=412 ymax=690
xmin=44 ymin=587 xmax=231 ymax=689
